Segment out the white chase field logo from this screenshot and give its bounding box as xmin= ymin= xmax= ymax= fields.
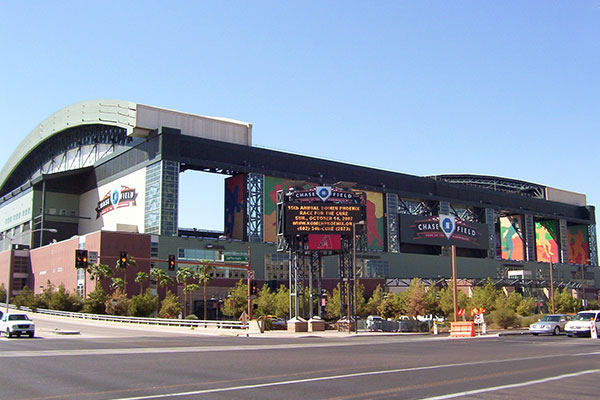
xmin=95 ymin=186 xmax=138 ymax=218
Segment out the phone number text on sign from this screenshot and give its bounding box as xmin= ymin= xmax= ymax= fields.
xmin=283 ymin=203 xmax=364 ymax=236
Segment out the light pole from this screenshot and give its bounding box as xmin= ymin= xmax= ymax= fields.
xmin=352 ymin=220 xmax=365 ymax=334
xmin=549 ymin=259 xmax=555 ymax=314
xmin=4 ymin=228 xmax=57 ymax=314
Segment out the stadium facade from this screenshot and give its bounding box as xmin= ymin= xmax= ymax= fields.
xmin=0 ymin=100 xmax=597 ymax=316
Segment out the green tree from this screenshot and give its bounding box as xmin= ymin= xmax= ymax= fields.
xmin=355 ymin=283 xmax=368 ymax=318
xmin=365 ymin=285 xmax=384 ymax=316
xmin=555 ymin=288 xmax=579 ymax=314
xmin=105 ymin=288 xmax=129 ymax=316
xmin=87 ymin=263 xmax=112 ymax=285
xmin=0 ymin=283 xmax=6 ymax=304
xmin=159 ymin=290 xmax=182 ymax=318
xmin=185 ymin=283 xmax=201 ymax=317
xmin=273 ymin=284 xmax=290 ymax=319
xmin=150 ymin=267 xmax=175 ymax=315
xmin=110 ymin=277 xmax=125 ymax=291
xmin=135 ymin=272 xmax=149 ymax=295
xmin=470 ymin=278 xmax=500 ymax=312
xmin=48 ymin=284 xmax=82 ymax=311
xmin=325 ymin=284 xmax=342 ymax=319
xmin=402 ymin=278 xmax=429 ymax=318
xmin=223 ymin=280 xmax=248 ymax=319
xmin=12 ymin=286 xmax=36 ymax=309
xmin=425 ymin=284 xmax=442 ymax=316
xmin=129 ymin=289 xmax=158 ymax=317
xmin=176 ymin=267 xmax=196 ymax=317
xmin=438 ymin=283 xmax=469 ymax=321
xmin=378 ymin=292 xmax=403 ymax=319
xmin=115 ymin=254 xmax=136 ymax=293
xmin=197 ymin=264 xmax=213 ymax=320
xmin=255 ymin=285 xmax=277 ymax=317
xmin=505 ymin=291 xmax=523 ymax=312
xmin=516 ymin=296 xmax=535 ymax=316
xmin=83 ymin=285 xmax=107 ymax=314
xmin=491 ymin=296 xmax=519 ymax=328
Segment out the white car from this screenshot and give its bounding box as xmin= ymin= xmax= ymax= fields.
xmin=564 ymin=310 xmax=600 ymax=338
xmin=0 ymin=312 xmax=35 ymax=338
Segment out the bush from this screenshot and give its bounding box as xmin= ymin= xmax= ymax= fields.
xmin=83 ymin=285 xmax=107 ymax=314
xmin=105 ymin=289 xmax=130 ymax=316
xmin=184 ymin=314 xmax=199 ymax=320
xmin=48 ymin=284 xmax=83 ymax=312
xmin=129 ymin=289 xmax=158 ymax=317
xmin=490 ymin=306 xmax=519 ymax=329
xmin=12 ymin=286 xmax=36 ymax=310
xmin=159 ymin=291 xmax=182 ymax=319
xmin=520 ymin=314 xmax=542 ymax=327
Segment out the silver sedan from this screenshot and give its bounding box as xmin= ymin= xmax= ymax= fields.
xmin=529 ymin=314 xmax=570 ymax=336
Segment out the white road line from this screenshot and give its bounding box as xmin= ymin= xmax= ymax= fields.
xmin=105 ymin=352 xmax=600 ymax=400
xmin=419 ymin=369 xmax=600 ymax=400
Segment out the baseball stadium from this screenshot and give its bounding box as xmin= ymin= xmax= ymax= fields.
xmin=0 ymin=100 xmax=597 ymax=318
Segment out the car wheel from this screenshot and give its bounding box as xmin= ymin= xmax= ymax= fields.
xmin=6 ymin=329 xmax=12 ymax=338
xmin=553 ymin=327 xmax=560 ymax=336
xmin=567 ymin=333 xmax=573 ymax=337
xmin=532 ymin=333 xmax=538 ymax=336
xmin=28 ymin=332 xmax=34 ymax=338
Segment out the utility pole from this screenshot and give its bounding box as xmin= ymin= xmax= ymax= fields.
xmin=452 ymin=245 xmax=458 ymax=322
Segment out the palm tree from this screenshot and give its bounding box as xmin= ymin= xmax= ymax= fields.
xmin=115 ymin=254 xmax=137 ymax=294
xmin=197 ymin=263 xmax=214 ymax=320
xmin=110 ymin=277 xmax=125 ymax=291
xmin=87 ymin=263 xmax=113 ymax=288
xmin=150 ymin=267 xmax=174 ymax=315
xmin=135 ymin=271 xmax=149 ymax=295
xmin=176 ymin=267 xmax=196 ymax=317
xmin=185 ymin=283 xmax=201 ymax=317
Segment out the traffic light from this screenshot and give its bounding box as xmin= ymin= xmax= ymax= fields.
xmin=75 ymin=249 xmax=88 ymax=269
xmin=250 ymin=280 xmax=258 ymax=295
xmin=118 ymin=251 xmax=128 ymax=268
xmin=168 ymin=254 xmax=176 ymax=271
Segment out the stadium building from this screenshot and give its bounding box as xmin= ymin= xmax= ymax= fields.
xmin=0 ymin=100 xmax=597 ymax=317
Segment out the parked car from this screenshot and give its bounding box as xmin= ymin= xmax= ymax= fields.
xmin=366 ymin=315 xmax=383 ymax=331
xmin=529 ymin=314 xmax=571 ymax=336
xmin=564 ymin=310 xmax=600 ymax=337
xmin=0 ymin=312 xmax=35 ymax=338
xmin=417 ymin=314 xmax=445 ymax=323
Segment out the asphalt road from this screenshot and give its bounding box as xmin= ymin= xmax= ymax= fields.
xmin=1 ymin=315 xmax=599 ymax=400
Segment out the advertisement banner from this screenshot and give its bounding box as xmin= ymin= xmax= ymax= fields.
xmin=308 ymin=234 xmax=342 ymax=250
xmin=500 ymin=216 xmax=524 ymax=261
xmin=399 ymin=214 xmax=489 ymax=249
xmin=536 ymin=220 xmax=559 ymax=263
xmin=568 ymin=225 xmax=589 ymax=264
xmin=224 ymin=174 xmax=245 ymax=240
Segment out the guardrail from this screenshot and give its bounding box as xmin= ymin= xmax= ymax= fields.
xmin=1 ymin=302 xmax=247 ymax=330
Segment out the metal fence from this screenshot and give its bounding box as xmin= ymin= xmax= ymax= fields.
xmin=1 ymin=303 xmax=248 ymax=330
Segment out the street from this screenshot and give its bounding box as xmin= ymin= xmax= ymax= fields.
xmin=0 ymin=315 xmax=599 ymax=400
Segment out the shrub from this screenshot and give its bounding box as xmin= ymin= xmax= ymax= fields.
xmin=184 ymin=314 xmax=199 ymax=320
xmin=159 ymin=291 xmax=182 ymax=319
xmin=13 ymin=286 xmax=36 ymax=310
xmin=491 ymin=306 xmax=519 ymax=329
xmin=520 ymin=314 xmax=541 ymax=327
xmin=105 ymin=289 xmax=130 ymax=316
xmin=129 ymin=289 xmax=158 ymax=317
xmin=83 ymin=286 xmax=107 ymax=314
xmin=48 ymin=284 xmax=83 ymax=312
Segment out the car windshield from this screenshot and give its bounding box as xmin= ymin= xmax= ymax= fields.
xmin=8 ymin=314 xmax=30 ymax=321
xmin=540 ymin=315 xmax=561 ymax=322
xmin=572 ymin=313 xmax=596 ymax=321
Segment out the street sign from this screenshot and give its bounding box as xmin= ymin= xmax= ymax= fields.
xmin=224 ymin=255 xmax=249 ymax=263
xmin=248 ymin=270 xmax=255 ymax=279
xmin=88 ymin=251 xmax=98 ymax=264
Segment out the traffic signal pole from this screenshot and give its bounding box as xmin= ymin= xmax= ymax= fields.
xmin=247 ymin=246 xmax=252 ymax=320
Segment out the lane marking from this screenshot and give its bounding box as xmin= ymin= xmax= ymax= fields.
xmin=419 ymin=369 xmax=600 ymax=400
xmin=104 ymin=352 xmax=600 ymax=400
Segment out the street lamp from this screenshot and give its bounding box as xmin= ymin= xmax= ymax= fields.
xmin=351 ymin=220 xmax=365 ymax=334
xmin=4 ymin=228 xmax=57 ymax=313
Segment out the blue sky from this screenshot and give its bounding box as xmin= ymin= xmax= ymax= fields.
xmin=1 ymin=2 xmax=598 ymax=242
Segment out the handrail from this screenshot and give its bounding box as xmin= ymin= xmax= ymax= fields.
xmin=1 ymin=303 xmax=247 ymax=330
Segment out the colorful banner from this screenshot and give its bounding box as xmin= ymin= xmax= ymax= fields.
xmin=535 ymin=220 xmax=559 ymax=263
xmin=361 ymin=190 xmax=385 ymax=251
xmin=499 ymin=216 xmax=524 ymax=261
xmin=224 ymin=174 xmax=245 ymax=240
xmin=568 ymin=225 xmax=589 ymax=264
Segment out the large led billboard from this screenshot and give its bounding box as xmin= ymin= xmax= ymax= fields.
xmin=499 ymin=216 xmax=524 ymax=261
xmin=224 ymin=174 xmax=245 ymax=240
xmin=399 ymin=214 xmax=489 ymax=249
xmin=535 ymin=220 xmax=559 ymax=263
xmin=283 ymin=203 xmax=364 ymax=236
xmin=568 ymin=225 xmax=589 ymax=264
